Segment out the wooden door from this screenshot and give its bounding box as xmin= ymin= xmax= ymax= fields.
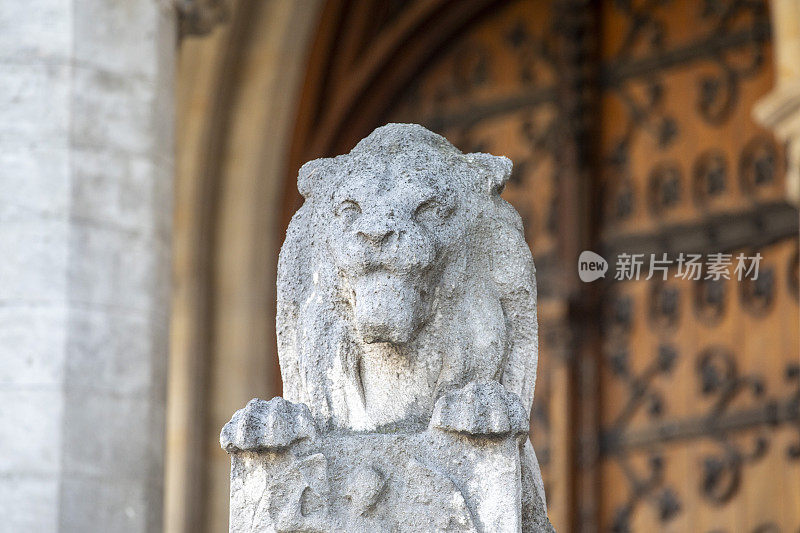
xmin=595 ymin=1 xmax=800 ymax=532
xmin=287 ymin=1 xmax=800 ymax=530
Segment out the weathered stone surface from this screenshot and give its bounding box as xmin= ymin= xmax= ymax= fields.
xmin=228 ymin=427 xmax=524 ymax=533
xmin=430 ymin=380 xmax=530 ymax=437
xmin=221 ymin=398 xmax=317 ymax=453
xmin=223 ymin=124 xmax=552 ymax=531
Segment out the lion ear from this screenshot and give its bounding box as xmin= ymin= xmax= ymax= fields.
xmin=467 ymin=153 xmax=513 ymax=195
xmin=297 ymin=158 xmax=329 ymax=199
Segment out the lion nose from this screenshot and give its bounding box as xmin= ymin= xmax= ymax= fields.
xmin=357 ymin=226 xmax=395 ymax=245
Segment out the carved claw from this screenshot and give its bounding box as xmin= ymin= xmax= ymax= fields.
xmin=220 ymin=397 xmax=316 ymax=453
xmin=430 ymin=381 xmax=529 ymax=437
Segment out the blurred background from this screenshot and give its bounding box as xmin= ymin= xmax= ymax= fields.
xmin=2 ymin=0 xmax=798 ymax=532
xmin=170 ymin=0 xmax=800 ymax=531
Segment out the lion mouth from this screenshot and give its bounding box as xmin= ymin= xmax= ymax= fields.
xmin=349 ymin=271 xmax=427 ymax=345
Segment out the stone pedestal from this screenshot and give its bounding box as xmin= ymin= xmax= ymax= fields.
xmin=227 ymin=431 xmax=522 ymax=532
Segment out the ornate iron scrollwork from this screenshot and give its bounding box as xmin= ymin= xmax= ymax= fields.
xmin=610 ymin=453 xmax=682 ymax=533
xmin=693 ymin=150 xmax=729 ymax=204
xmin=788 ymin=244 xmax=799 ymax=301
xmin=505 ymin=19 xmax=556 ymax=86
xmin=602 ymin=342 xmax=681 ymax=528
xmin=605 ymin=0 xmax=769 ymax=130
xmin=602 ymin=202 xmax=798 ymax=259
xmin=648 ymin=162 xmax=683 ymax=215
xmin=602 ymin=344 xmax=800 ymax=520
xmin=740 ymin=135 xmax=779 ymax=194
xmin=696 ymin=347 xmax=769 ymax=504
xmin=740 ymin=265 xmax=775 ymax=316
xmin=605 ymin=293 xmax=635 ymax=335
xmin=707 ymin=522 xmax=782 ymax=533
xmin=603 ymin=0 xmax=772 ymax=231
xmin=751 ymin=524 xmax=782 ymax=533
xmin=694 ymin=277 xmax=727 ymax=325
xmin=605 ymin=342 xmax=678 ymax=432
xmin=695 ymin=0 xmax=769 ymax=124
xmin=649 ymin=282 xmax=681 ymax=329
xmin=615 ymin=179 xmax=637 ymax=221
xmin=785 ymin=363 xmax=800 ymax=461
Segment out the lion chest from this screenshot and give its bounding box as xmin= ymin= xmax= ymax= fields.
xmin=357 ymin=344 xmax=440 ymax=428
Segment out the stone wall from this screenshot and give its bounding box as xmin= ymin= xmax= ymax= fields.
xmin=0 ymin=1 xmax=175 ymax=530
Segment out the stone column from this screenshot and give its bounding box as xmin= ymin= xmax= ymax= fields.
xmin=754 ymin=0 xmax=800 ymax=203
xmin=0 ymin=1 xmax=175 ymax=531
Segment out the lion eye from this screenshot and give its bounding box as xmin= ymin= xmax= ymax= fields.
xmin=335 ymin=199 xmax=361 ymax=218
xmin=414 ymin=199 xmax=452 ymax=222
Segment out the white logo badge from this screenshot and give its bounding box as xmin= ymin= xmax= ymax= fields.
xmin=578 ymin=250 xmax=608 ymax=282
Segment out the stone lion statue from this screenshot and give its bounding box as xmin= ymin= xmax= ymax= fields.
xmin=275 ymin=123 xmax=548 ymax=524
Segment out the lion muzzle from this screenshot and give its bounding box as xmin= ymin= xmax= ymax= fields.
xmin=349 ymin=270 xmax=429 ymax=345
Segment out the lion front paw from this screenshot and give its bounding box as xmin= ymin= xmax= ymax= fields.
xmin=220 ymin=397 xmax=316 ymax=453
xmin=429 ymin=381 xmax=529 ymax=437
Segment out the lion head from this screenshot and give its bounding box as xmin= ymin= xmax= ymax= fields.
xmin=307 ymin=126 xmax=511 ymax=346
xmin=278 ymin=124 xmax=537 ymax=432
